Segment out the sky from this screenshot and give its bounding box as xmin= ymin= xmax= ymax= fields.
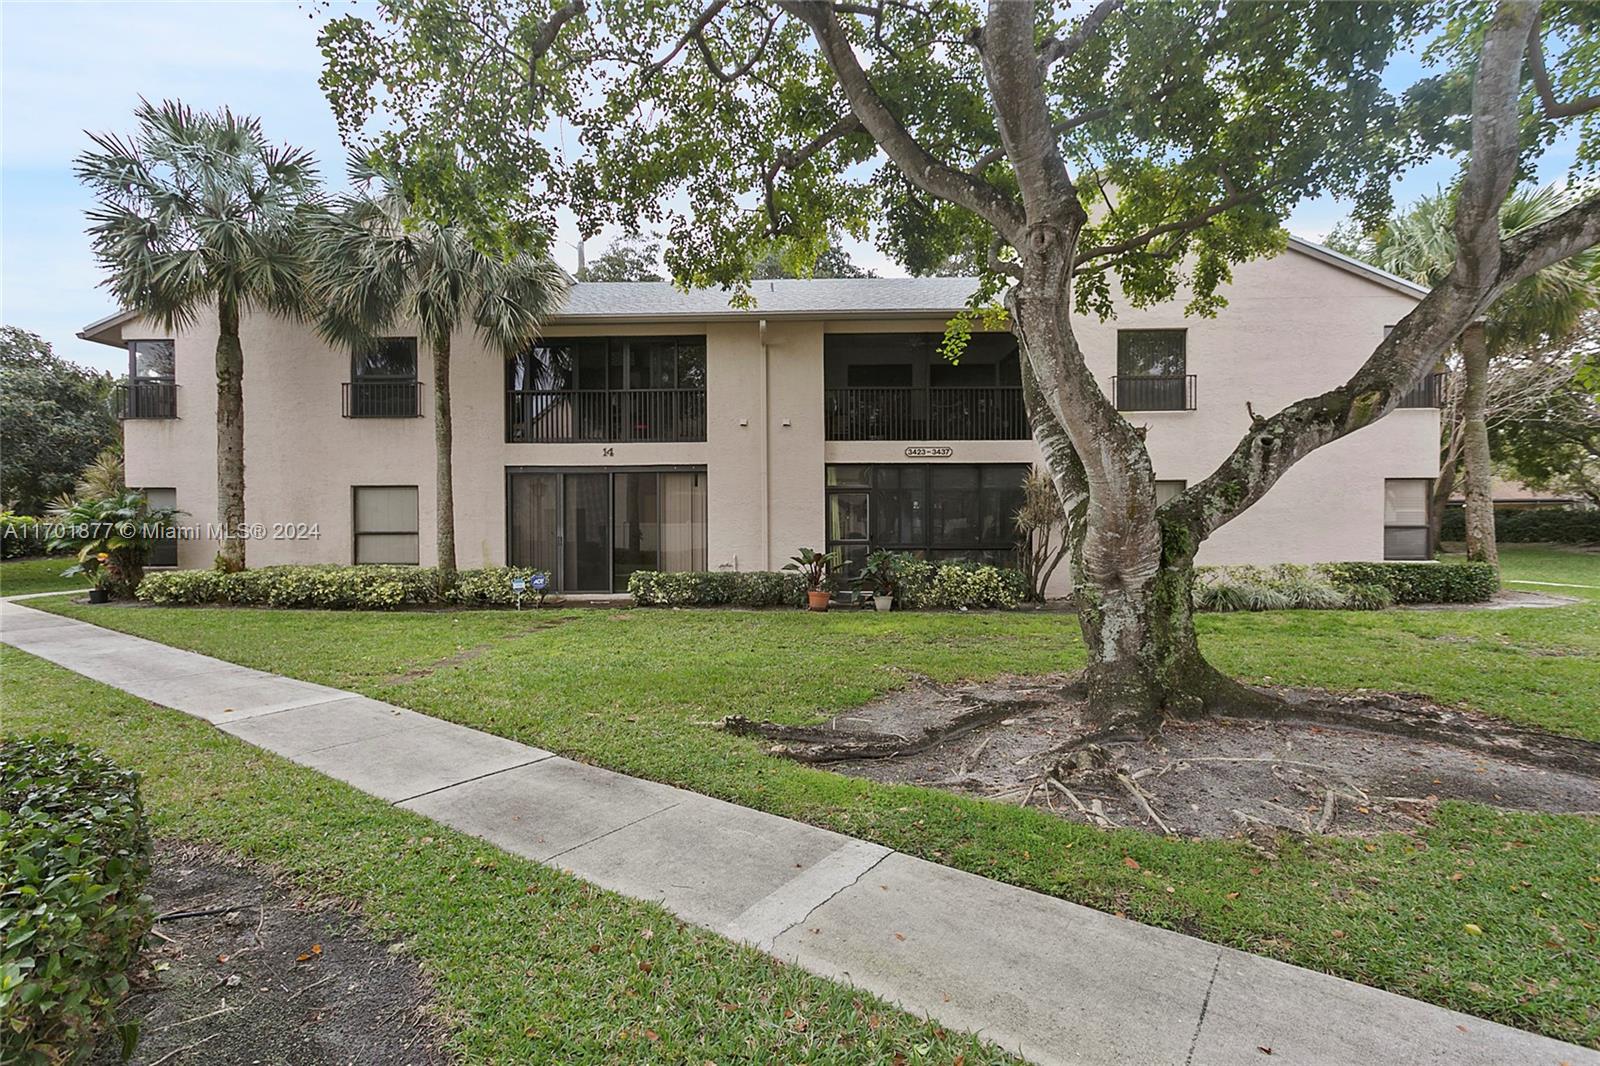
xmin=0 ymin=1 xmax=1578 ymax=374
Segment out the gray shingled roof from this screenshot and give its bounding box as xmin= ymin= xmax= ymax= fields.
xmin=79 ymin=235 xmax=1426 ymax=342
xmin=549 ymin=237 xmax=1424 ymax=322
xmin=551 ymin=276 xmax=982 ymax=321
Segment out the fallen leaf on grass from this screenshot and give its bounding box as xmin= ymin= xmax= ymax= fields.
xmin=1123 ymin=857 xmax=1141 ymax=870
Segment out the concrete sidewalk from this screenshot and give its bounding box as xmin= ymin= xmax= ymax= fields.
xmin=2 ymin=598 xmax=1593 ymax=1066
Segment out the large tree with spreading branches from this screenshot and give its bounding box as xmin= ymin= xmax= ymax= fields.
xmin=322 ymin=0 xmax=1600 ymax=731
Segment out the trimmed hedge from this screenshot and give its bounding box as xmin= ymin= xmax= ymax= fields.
xmin=1440 ymin=505 xmax=1600 ymax=544
xmin=1194 ymin=560 xmax=1497 ymax=612
xmin=1320 ymin=560 xmax=1499 ymax=604
xmin=627 ymin=570 xmax=805 ymax=607
xmin=1 ymin=737 xmax=153 ymax=1066
xmin=136 ymin=565 xmax=553 ymax=610
xmin=628 ymin=560 xmax=1027 ymax=610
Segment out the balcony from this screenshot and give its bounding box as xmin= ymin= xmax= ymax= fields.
xmin=825 ymin=386 xmax=1029 ymax=441
xmin=116 ymin=380 xmax=177 ymax=420
xmin=342 ymin=380 xmax=423 ymax=418
xmin=1112 ymin=374 xmax=1196 ymax=412
xmin=1398 ymin=371 xmax=1444 ymax=409
xmin=507 ymin=388 xmax=707 ymax=443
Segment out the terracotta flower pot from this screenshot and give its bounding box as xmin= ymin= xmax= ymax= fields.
xmin=806 ymin=589 xmax=831 ymax=612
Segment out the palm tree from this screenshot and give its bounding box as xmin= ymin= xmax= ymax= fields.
xmin=311 ymin=159 xmax=568 ymax=580
xmin=77 ymin=99 xmax=321 ymax=571
xmin=1355 ymin=185 xmax=1600 ymax=568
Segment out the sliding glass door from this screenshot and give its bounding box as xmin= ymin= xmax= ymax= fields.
xmin=508 ymin=468 xmax=707 ymax=591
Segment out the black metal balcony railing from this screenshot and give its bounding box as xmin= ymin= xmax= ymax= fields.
xmin=343 ymin=380 xmax=422 ymax=418
xmin=1398 ymin=371 xmax=1445 ymax=409
xmin=824 ymin=386 xmax=1029 ymax=441
xmin=507 ymin=388 xmax=707 ymax=443
xmin=116 ymin=380 xmax=178 ymax=420
xmin=1112 ymin=374 xmax=1197 ymax=412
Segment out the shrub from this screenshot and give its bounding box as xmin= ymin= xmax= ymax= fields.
xmin=136 ymin=565 xmax=552 ymax=610
xmin=1441 ymin=505 xmax=1600 ymax=544
xmin=626 ymin=570 xmax=805 ymax=607
xmin=887 ymin=556 xmax=1025 ymax=610
xmin=0 ymin=512 xmax=44 ymax=560
xmin=1 ymin=737 xmax=153 ymax=1066
xmin=138 ymin=564 xmax=437 ymax=609
xmin=1193 ymin=568 xmax=1297 ymax=612
xmin=1193 ymin=561 xmax=1492 ymax=611
xmin=1320 ymin=560 xmax=1498 ymax=604
xmin=444 ymin=567 xmax=554 ymax=607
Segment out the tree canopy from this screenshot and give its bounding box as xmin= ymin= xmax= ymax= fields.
xmin=319 ymin=1 xmax=1437 ymax=305
xmin=577 ymin=236 xmax=665 ymax=281
xmin=0 ymin=328 xmax=118 ymax=516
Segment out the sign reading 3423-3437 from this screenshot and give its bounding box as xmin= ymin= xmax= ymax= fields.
xmin=904 ymin=446 xmax=953 ymax=458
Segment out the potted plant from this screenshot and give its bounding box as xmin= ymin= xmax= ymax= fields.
xmin=86 ymin=554 xmax=113 ymax=604
xmin=857 ymin=549 xmax=899 ymax=612
xmin=784 ymin=547 xmax=839 ymax=612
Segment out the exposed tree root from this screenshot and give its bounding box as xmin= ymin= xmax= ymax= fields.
xmin=721 ymin=675 xmax=1085 ymax=763
xmin=727 ymin=670 xmax=1600 ymax=838
xmin=1226 ymin=687 xmax=1600 ymax=776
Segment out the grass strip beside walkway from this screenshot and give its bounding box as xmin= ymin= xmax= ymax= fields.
xmin=0 ymin=647 xmax=1016 ymax=1065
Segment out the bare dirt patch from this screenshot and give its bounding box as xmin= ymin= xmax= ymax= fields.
xmin=726 ymin=675 xmax=1600 ymax=838
xmin=95 ymin=842 xmax=448 ymax=1066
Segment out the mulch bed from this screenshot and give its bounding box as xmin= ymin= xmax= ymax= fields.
xmin=96 ymin=842 xmax=449 ymax=1066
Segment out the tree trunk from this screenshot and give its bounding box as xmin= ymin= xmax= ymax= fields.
xmin=1009 ymin=261 xmax=1257 ymax=732
xmin=1430 ymin=450 xmax=1459 ymax=547
xmin=214 ymin=295 xmax=247 ymax=572
xmin=432 ymin=332 xmax=457 ymax=581
xmin=1460 ymin=323 xmax=1499 ymax=568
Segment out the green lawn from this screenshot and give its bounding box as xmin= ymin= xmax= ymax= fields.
xmin=10 ymin=545 xmax=1600 ymax=1046
xmin=1493 ymin=544 xmax=1600 ymax=602
xmin=0 ymin=649 xmax=1015 ymax=1065
xmin=0 ymin=555 xmax=88 ymax=596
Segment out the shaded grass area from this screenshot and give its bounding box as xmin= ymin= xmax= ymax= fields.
xmin=0 ymin=648 xmax=1016 ymax=1065
xmin=27 ymin=549 xmax=1600 ymax=1045
xmin=1492 ymin=544 xmax=1600 ymax=602
xmin=0 ymin=555 xmax=87 ymax=596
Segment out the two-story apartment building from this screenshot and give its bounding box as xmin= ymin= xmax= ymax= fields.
xmin=79 ymin=237 xmax=1441 ymax=595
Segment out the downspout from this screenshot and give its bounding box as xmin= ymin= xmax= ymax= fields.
xmin=759 ymin=318 xmax=771 ymax=570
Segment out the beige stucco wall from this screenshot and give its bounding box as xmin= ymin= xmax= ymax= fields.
xmin=115 ymin=243 xmax=1437 ymax=591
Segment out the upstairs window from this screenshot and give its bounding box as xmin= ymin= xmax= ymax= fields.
xmin=347 ymin=338 xmax=419 ymax=418
xmin=129 ymin=339 xmax=175 ymax=380
xmin=123 ymin=340 xmax=177 ymax=419
xmin=353 ymin=337 xmax=417 ymax=382
xmin=1117 ymin=330 xmax=1186 ymax=379
xmin=1115 ymin=330 xmax=1192 ymax=411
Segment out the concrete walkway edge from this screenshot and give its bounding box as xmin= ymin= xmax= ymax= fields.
xmin=1 ymin=599 xmax=1594 ymax=1066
